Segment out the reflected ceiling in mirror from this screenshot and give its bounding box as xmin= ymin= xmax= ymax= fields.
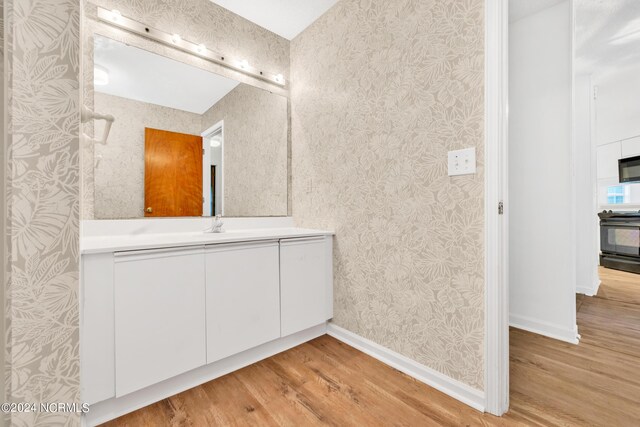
xmin=91 ymin=35 xmax=289 ymax=219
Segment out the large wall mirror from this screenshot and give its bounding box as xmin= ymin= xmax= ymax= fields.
xmin=91 ymin=35 xmax=289 ymax=219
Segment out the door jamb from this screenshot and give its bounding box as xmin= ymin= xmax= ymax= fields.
xmin=202 ymin=120 xmax=224 ymax=217
xmin=484 ymin=0 xmax=510 ymax=416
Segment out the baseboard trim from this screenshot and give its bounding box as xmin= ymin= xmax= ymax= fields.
xmin=510 ymin=314 xmax=579 ymax=344
xmin=326 ymin=323 xmax=485 ymax=412
xmin=84 ymin=323 xmax=327 ymax=427
xmin=577 ymin=278 xmax=601 ymax=297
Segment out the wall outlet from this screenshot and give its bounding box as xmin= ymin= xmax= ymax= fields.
xmin=448 ymin=147 xmax=476 ymax=176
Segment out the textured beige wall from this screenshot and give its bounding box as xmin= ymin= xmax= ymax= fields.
xmin=291 ymin=0 xmax=485 ymax=389
xmin=82 ymin=0 xmax=291 ymax=219
xmin=201 ymin=84 xmax=289 ymax=217
xmin=82 ymin=1 xmax=97 ymax=221
xmin=93 ymin=93 xmax=203 ymax=219
xmin=4 ymin=0 xmax=81 ymax=424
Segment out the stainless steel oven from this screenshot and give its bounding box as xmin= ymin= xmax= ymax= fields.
xmin=599 ymin=211 xmax=640 ymax=274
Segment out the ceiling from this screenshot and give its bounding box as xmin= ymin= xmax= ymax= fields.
xmin=209 ymin=0 xmax=339 ymax=40
xmin=509 ymin=0 xmax=565 ymax=23
xmin=510 ymin=0 xmax=640 ymax=78
xmin=575 ymin=0 xmax=640 ymax=77
xmin=93 ymin=35 xmax=239 ymax=114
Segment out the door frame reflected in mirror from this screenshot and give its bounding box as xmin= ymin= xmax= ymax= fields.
xmin=202 ymin=120 xmax=225 ymax=217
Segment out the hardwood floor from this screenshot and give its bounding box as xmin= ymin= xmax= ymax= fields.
xmin=507 ymin=267 xmax=640 ymax=426
xmin=103 ymin=267 xmax=639 ymax=427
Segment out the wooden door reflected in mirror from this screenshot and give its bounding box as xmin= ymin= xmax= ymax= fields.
xmin=144 ymin=127 xmax=203 ymax=217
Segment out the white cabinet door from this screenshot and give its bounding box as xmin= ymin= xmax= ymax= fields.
xmin=621 ymin=136 xmax=640 ymax=158
xmin=597 ymin=142 xmax=622 ymax=180
xmin=280 ymin=237 xmax=329 ymax=336
xmin=206 ymin=241 xmax=280 ymax=363
xmin=114 ymin=247 xmax=206 ymax=397
xmin=81 ymin=253 xmax=115 ymax=405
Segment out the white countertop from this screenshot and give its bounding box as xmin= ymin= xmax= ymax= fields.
xmin=81 ymin=227 xmax=334 ymax=254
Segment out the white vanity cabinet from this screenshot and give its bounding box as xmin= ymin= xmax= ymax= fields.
xmin=81 ymin=228 xmax=333 ymax=424
xmin=205 ymin=241 xmax=280 ymax=362
xmin=81 ymin=252 xmax=115 ymax=405
xmin=113 ymin=247 xmax=207 ymax=397
xmin=280 ymin=236 xmax=332 ymax=336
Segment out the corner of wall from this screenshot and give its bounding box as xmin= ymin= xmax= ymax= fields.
xmin=1 ymin=0 xmax=6 ymax=414
xmin=4 ymin=1 xmax=82 ymax=424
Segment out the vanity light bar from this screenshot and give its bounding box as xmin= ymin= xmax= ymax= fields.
xmin=96 ymin=7 xmax=286 ymax=87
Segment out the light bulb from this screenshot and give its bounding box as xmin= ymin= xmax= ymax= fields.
xmin=275 ymin=74 xmax=284 ymax=84
xmin=171 ymin=34 xmax=181 ymax=44
xmin=239 ymin=59 xmax=249 ymax=69
xmin=111 ymin=9 xmax=121 ymax=22
xmin=210 ymin=139 xmax=221 ymax=148
xmin=196 ymin=44 xmax=206 ymax=54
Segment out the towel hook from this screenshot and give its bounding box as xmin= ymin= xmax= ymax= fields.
xmin=81 ymin=106 xmax=115 ymax=145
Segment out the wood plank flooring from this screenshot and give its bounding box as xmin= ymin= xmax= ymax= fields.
xmin=103 ymin=267 xmax=640 ymax=426
xmin=507 ymin=267 xmax=640 ymax=426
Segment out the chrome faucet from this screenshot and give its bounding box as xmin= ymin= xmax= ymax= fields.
xmin=208 ymin=214 xmax=224 ymax=233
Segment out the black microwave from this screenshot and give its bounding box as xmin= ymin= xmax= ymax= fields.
xmin=619 ymin=155 xmax=640 ymax=183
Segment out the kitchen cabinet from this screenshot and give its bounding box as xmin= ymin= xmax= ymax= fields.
xmin=597 ymin=142 xmax=621 ymax=180
xmin=114 ymin=247 xmax=206 ymax=397
xmin=621 ymin=136 xmax=640 ymax=159
xmin=205 ymin=241 xmax=280 ymax=362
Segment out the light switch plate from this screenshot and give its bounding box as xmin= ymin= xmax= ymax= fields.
xmin=448 ymin=147 xmax=476 ymax=176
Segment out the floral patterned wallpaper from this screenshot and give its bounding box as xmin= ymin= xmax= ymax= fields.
xmin=0 ymin=0 xmax=5 ymax=409
xmin=201 ymin=84 xmax=289 ymax=217
xmin=291 ymin=0 xmax=485 ymax=389
xmin=4 ymin=0 xmax=81 ymax=425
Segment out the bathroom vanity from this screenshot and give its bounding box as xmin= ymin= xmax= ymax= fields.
xmin=81 ymin=223 xmax=333 ymax=425
xmin=80 ymin=8 xmax=333 ymax=424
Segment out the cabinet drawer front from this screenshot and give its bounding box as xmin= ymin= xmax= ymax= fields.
xmin=280 ymin=238 xmax=328 ymax=336
xmin=115 ymin=250 xmax=206 ymax=397
xmin=206 ymin=243 xmax=280 ymax=363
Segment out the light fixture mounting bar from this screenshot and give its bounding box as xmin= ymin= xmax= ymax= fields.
xmin=96 ymin=7 xmax=285 ymax=86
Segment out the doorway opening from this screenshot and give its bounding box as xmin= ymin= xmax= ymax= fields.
xmin=499 ymin=0 xmax=640 ymax=424
xmin=202 ymin=121 xmax=224 ymax=217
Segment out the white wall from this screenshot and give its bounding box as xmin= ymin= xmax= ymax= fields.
xmin=574 ymin=74 xmax=600 ymax=295
xmin=594 ymin=64 xmax=640 ymax=146
xmin=509 ymin=1 xmax=578 ymax=343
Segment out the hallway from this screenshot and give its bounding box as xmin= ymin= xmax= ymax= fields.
xmin=508 ymin=267 xmax=640 ymax=425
